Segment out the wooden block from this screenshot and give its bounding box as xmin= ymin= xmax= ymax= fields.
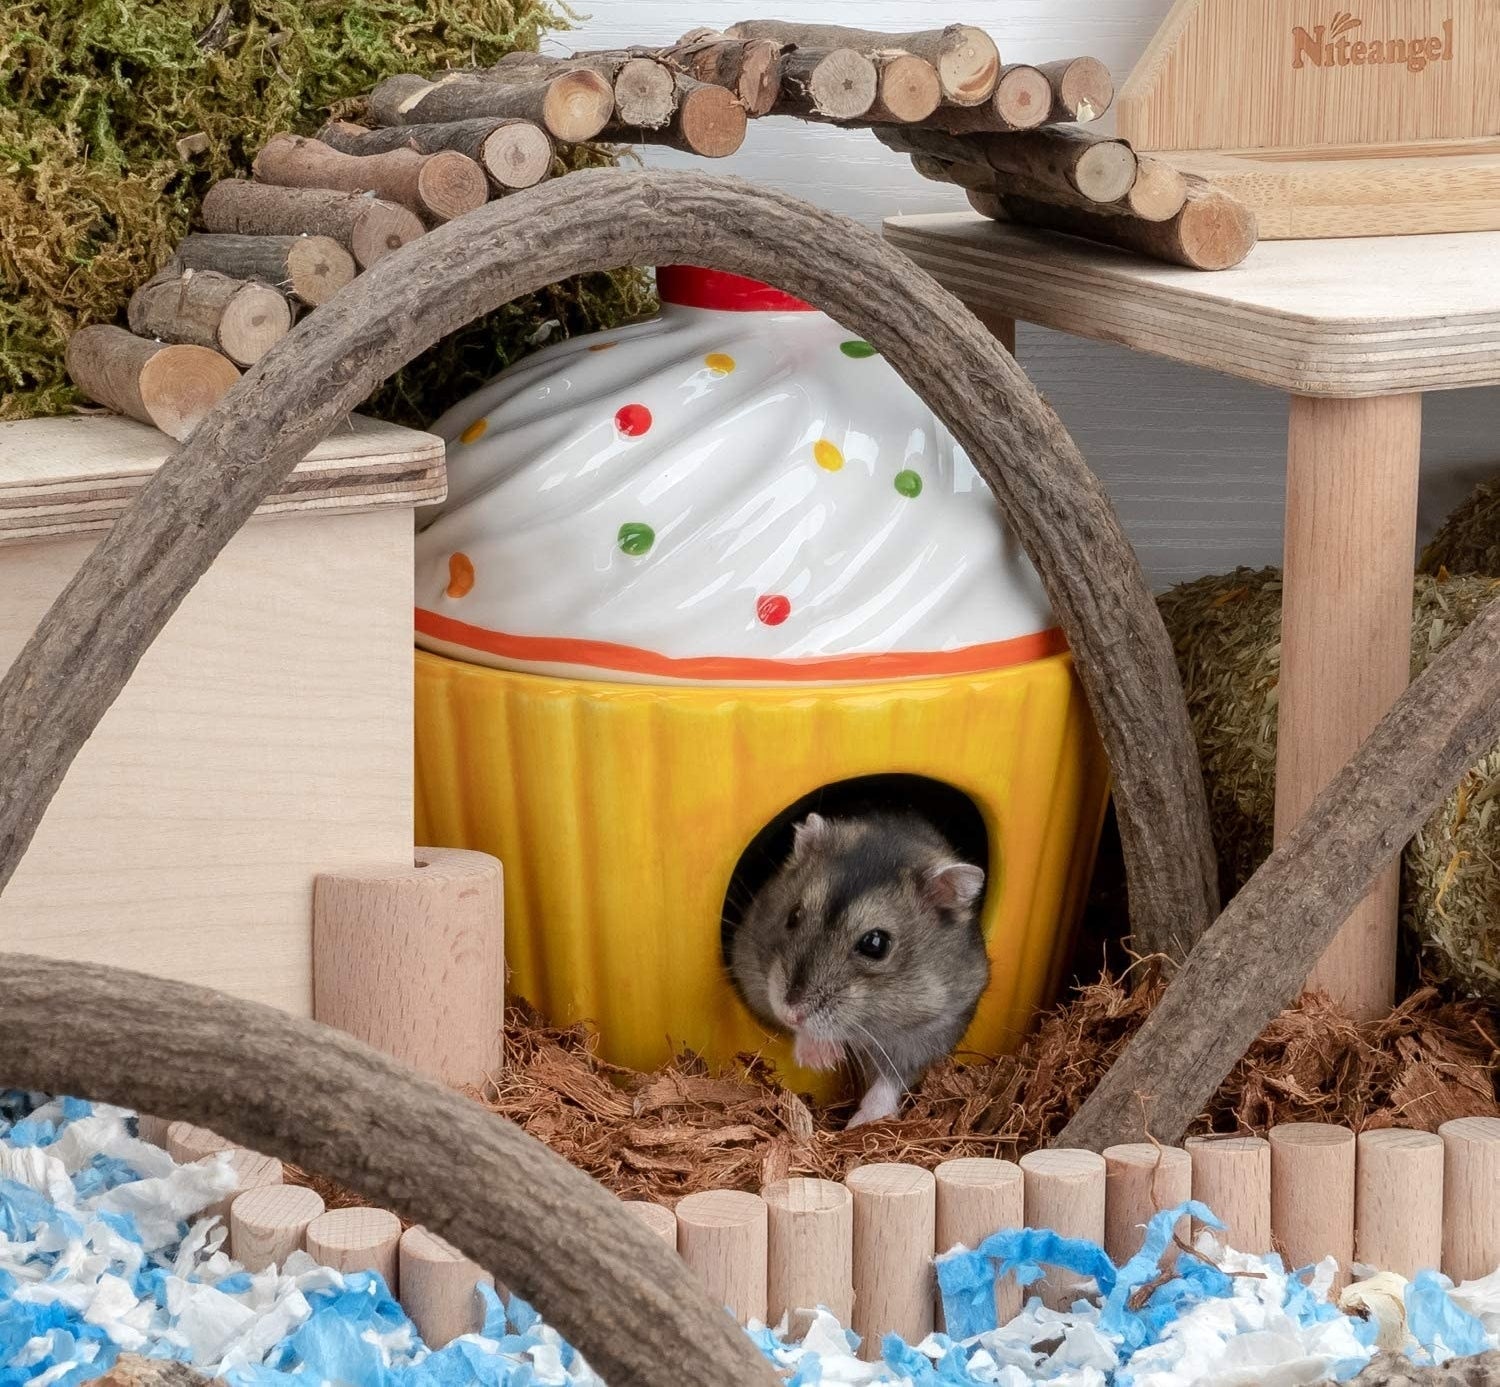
xmin=1356 ymin=1128 xmax=1444 ymax=1278
xmin=166 ymin=1122 xmax=236 ymax=1165
xmin=846 ymin=1163 xmax=936 ymax=1358
xmin=1441 ymin=1117 xmax=1500 ymax=1282
xmin=1019 ymin=1149 xmax=1106 ymax=1310
xmin=230 ymin=1184 xmax=325 ymax=1271
xmin=1103 ymin=1143 xmax=1192 ymax=1265
xmin=1269 ymin=1123 xmax=1355 ymax=1285
xmin=675 ymin=1189 xmax=768 ymax=1325
xmin=623 ymin=1200 xmax=678 ymax=1244
xmin=1280 ymin=394 xmax=1421 ymax=1019
xmin=135 ymin=1114 xmax=171 ymax=1147
xmin=399 ymin=1225 xmax=495 ymax=1349
xmin=206 ymin=1149 xmax=284 ymax=1224
xmin=1186 ymin=1136 xmax=1271 ymax=1254
xmin=935 ymin=1158 xmax=1023 ymax=1327
xmin=306 ymin=1206 xmax=403 ymax=1289
xmin=762 ymin=1177 xmax=853 ymax=1330
xmin=313 ymin=847 xmax=504 ymax=1086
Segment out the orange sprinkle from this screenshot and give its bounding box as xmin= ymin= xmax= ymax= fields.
xmin=588 ymin=341 xmax=619 ymax=352
xmin=813 ymin=439 xmax=844 ymax=472
xmin=459 ymin=418 xmax=487 ymax=445
xmin=704 ymin=352 xmax=735 ymax=374
xmin=446 ymin=552 xmax=476 ymax=598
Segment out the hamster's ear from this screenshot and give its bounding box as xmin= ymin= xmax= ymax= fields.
xmin=923 ymin=862 xmax=985 ymax=912
xmin=791 ymin=813 xmax=830 ymax=860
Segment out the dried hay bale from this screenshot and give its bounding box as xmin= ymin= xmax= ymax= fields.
xmin=0 ymin=1 xmax=652 ymax=427
xmin=1158 ymin=566 xmax=1500 ymax=1003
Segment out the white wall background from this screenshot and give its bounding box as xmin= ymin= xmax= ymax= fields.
xmin=558 ymin=1 xmax=1500 ymax=588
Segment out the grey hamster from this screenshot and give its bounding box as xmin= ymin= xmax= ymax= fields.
xmin=727 ymin=810 xmax=988 ymax=1127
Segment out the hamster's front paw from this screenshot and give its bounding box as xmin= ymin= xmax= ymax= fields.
xmin=794 ymin=1034 xmax=846 ymax=1071
xmin=847 ymin=1076 xmax=903 ymax=1128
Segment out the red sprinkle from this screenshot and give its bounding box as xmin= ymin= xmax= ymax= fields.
xmin=614 ymin=403 xmax=652 ymax=436
xmin=757 ymin=594 xmax=792 ymax=626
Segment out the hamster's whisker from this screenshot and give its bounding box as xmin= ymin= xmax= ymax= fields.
xmin=846 ymin=1017 xmax=903 ymax=1090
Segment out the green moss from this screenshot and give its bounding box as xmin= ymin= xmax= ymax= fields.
xmin=1 ymin=1 xmax=653 ymax=425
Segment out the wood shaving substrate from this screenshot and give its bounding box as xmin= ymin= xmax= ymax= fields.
xmin=417 ymin=979 xmax=1491 ymax=1206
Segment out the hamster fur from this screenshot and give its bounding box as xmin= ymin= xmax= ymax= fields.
xmin=726 ymin=811 xmax=988 ymax=1127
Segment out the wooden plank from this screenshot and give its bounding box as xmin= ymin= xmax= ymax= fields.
xmin=0 ymin=415 xmax=444 ymax=546
xmin=882 ymin=213 xmax=1500 ymax=397
xmin=1116 ymin=0 xmax=1500 ymax=152
xmin=1279 ymin=393 xmax=1421 ymax=1018
xmin=0 ymin=506 xmax=415 ymax=1016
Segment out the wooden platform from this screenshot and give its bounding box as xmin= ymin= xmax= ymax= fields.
xmin=0 ymin=413 xmax=442 ymax=1015
xmin=884 ymin=213 xmax=1500 ymax=397
xmin=0 ymin=413 xmax=445 ymax=545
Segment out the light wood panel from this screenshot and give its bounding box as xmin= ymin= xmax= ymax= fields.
xmin=0 ymin=414 xmax=444 ymax=546
xmin=1278 ymin=393 xmax=1421 ymax=1017
xmin=1117 ymin=0 xmax=1500 ymax=151
xmin=883 ymin=214 xmax=1500 ymax=397
xmin=0 ymin=503 xmax=415 ymax=1016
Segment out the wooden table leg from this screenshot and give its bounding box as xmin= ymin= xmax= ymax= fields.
xmin=1275 ymin=393 xmax=1422 ymax=1019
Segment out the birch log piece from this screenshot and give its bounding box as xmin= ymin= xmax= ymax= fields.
xmin=367 ymin=70 xmax=614 ymax=144
xmin=928 ymin=64 xmax=1051 ymax=135
xmin=728 ymin=20 xmax=999 ymax=106
xmin=867 ymin=52 xmax=941 ymax=124
xmin=661 ymin=29 xmax=785 ymax=117
xmin=201 ymin=181 xmax=424 ymax=270
xmin=65 ymin=327 xmax=239 ymax=441
xmin=1037 ymin=57 xmax=1115 ymax=123
xmin=602 ymin=74 xmax=747 ymax=156
xmin=252 ymin=134 xmax=487 ymax=226
xmin=127 ymin=269 xmax=291 ymax=366
xmin=1124 ymin=158 xmax=1191 ymax=222
xmin=776 ymin=47 xmax=878 ymax=121
xmin=316 ymin=118 xmax=553 ymax=191
xmin=878 ymin=125 xmax=1136 ymax=205
xmin=0 ymin=172 xmax=1222 ymax=1113
xmin=491 ymin=52 xmax=678 ymax=129
xmin=994 ymin=185 xmax=1257 ymax=271
xmin=173 ymin=232 xmax=356 ymax=306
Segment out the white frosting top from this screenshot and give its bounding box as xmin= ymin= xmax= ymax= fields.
xmin=414 ymin=269 xmax=1058 ymax=684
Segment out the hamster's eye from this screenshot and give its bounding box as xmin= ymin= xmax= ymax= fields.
xmin=786 ymin=904 xmax=803 ymax=932
xmin=855 ymin=929 xmax=891 ymax=960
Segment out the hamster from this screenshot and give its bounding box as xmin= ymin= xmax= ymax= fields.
xmin=727 ymin=811 xmax=988 ymax=1127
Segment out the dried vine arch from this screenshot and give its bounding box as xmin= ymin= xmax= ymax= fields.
xmin=0 ymin=169 xmax=1225 ymax=1384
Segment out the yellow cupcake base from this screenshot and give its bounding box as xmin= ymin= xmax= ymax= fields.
xmin=414 ymin=648 xmax=1110 ymax=1099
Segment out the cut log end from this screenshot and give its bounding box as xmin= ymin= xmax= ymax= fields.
xmin=870 ymin=54 xmax=941 ymax=124
xmin=66 ymin=326 xmax=241 ymax=442
xmin=966 ymin=188 xmax=1007 ymax=222
xmin=933 ymin=25 xmax=1001 ymax=106
xmin=1176 ymin=190 xmax=1260 ymax=271
xmin=1041 ymin=56 xmax=1115 ymax=123
xmin=1074 ymin=141 xmax=1138 ymax=204
xmin=809 ymin=49 xmax=878 ymax=120
xmin=612 ymin=57 xmax=678 ymax=129
xmin=541 ymin=68 xmax=615 ymax=142
xmin=285 ymin=237 xmax=357 ymax=305
xmin=216 ymin=283 xmax=294 ymax=365
xmin=676 ymin=83 xmax=749 ymax=157
xmin=482 ymin=122 xmax=554 ymax=189
xmin=351 ymin=200 xmax=427 ymax=267
xmin=993 ymin=65 xmax=1051 ymax=131
xmin=1126 ymin=157 xmax=1190 ymax=223
xmin=737 ymin=39 xmax=785 ymax=117
xmin=413 ymin=149 xmax=490 ymax=223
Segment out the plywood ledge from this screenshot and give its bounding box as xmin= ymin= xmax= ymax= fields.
xmin=0 ymin=413 xmax=445 ymax=547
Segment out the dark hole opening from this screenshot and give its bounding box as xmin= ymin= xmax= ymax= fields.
xmin=720 ymin=774 xmax=991 ymax=960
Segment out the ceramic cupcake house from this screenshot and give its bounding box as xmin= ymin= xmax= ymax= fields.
xmin=413 ymin=266 xmax=1110 ymax=1093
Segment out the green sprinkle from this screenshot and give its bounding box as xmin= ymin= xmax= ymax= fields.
xmin=618 ymin=522 xmax=655 ymax=556
xmin=894 ymin=470 xmax=923 ymax=498
xmin=839 ymin=340 xmax=877 ymax=359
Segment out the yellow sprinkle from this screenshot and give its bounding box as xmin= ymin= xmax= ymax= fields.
xmin=459 ymin=418 xmax=487 ymax=445
xmin=813 ymin=439 xmax=844 ymax=472
xmin=704 ymin=352 xmax=736 ymax=375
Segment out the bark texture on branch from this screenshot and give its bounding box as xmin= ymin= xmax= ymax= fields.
xmin=368 ymin=71 xmax=614 ymax=144
xmin=98 ymin=1357 xmax=212 ymax=1387
xmin=728 ymin=19 xmax=999 ymax=105
xmin=1058 ymin=584 xmax=1500 ymax=1151
xmin=0 ymin=954 xmax=776 ymax=1387
xmin=127 ymin=268 xmax=292 ymax=366
xmin=0 ymin=168 xmax=1216 ymax=1017
xmin=202 ymin=180 xmax=425 ymax=269
xmin=172 ymin=232 xmax=355 ymax=306
xmin=1347 ymin=1351 xmax=1500 ymax=1385
xmin=316 ymin=117 xmax=553 ymax=191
